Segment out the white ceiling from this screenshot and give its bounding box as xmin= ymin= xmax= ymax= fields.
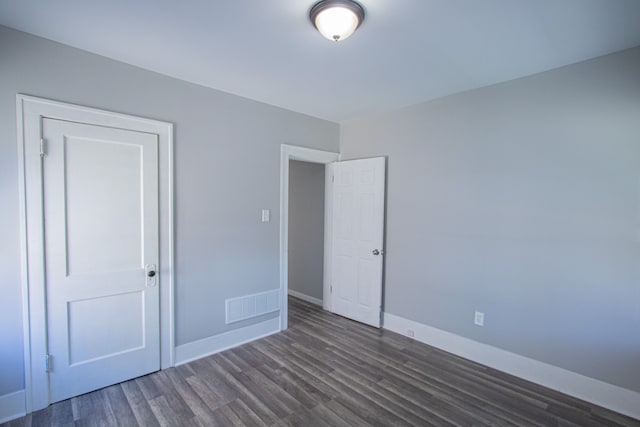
xmin=2 ymin=0 xmax=640 ymax=122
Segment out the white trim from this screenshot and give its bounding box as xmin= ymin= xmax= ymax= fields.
xmin=383 ymin=312 xmax=640 ymax=420
xmin=0 ymin=390 xmax=26 ymax=424
xmin=16 ymin=94 xmax=175 ymax=412
xmin=174 ymin=317 xmax=280 ymax=366
xmin=279 ymin=144 xmax=339 ymax=330
xmin=323 ymin=162 xmax=335 ymax=313
xmin=288 ymin=289 xmax=323 ymax=306
xmin=15 ymin=95 xmax=32 ymax=414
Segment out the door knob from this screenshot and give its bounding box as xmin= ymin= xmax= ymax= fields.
xmin=145 ymin=264 xmax=157 ymax=287
xmin=372 ymin=249 xmax=382 ymax=256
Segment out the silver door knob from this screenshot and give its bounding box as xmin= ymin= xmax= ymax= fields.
xmin=372 ymin=249 xmax=380 ymax=255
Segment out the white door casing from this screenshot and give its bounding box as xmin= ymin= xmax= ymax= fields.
xmin=17 ymin=95 xmax=174 ymax=411
xmin=330 ymin=157 xmax=386 ymax=327
xmin=42 ymin=119 xmax=160 ymax=403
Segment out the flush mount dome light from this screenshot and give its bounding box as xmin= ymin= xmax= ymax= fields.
xmin=310 ymin=0 xmax=365 ymax=42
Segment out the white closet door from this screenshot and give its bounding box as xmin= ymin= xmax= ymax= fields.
xmin=42 ymin=118 xmax=160 ymax=403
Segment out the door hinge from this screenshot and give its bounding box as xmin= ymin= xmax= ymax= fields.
xmin=40 ymin=138 xmax=47 ymax=157
xmin=332 ymin=175 xmax=334 ymax=183
xmin=45 ymin=354 xmax=52 ymax=373
xmin=330 ymin=285 xmax=333 ymax=293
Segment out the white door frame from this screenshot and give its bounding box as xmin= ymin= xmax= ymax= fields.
xmin=279 ymin=144 xmax=339 ymax=330
xmin=16 ymin=94 xmax=175 ymax=412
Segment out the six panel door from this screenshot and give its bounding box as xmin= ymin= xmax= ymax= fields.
xmin=330 ymin=157 xmax=386 ymax=327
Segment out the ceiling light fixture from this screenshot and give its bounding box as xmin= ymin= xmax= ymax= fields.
xmin=310 ymin=0 xmax=365 ymax=42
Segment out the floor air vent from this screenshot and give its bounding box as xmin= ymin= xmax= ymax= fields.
xmin=225 ymin=289 xmax=280 ymax=324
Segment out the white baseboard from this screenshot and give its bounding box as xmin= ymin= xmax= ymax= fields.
xmin=0 ymin=390 xmax=26 ymax=423
xmin=383 ymin=312 xmax=640 ymax=421
xmin=175 ymin=316 xmax=280 ymax=366
xmin=288 ymin=289 xmax=323 ymax=306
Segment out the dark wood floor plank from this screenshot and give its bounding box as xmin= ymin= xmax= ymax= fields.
xmin=253 ymin=338 xmax=334 ymax=379
xmin=204 ymin=359 xmax=280 ymax=425
xmin=229 ymin=345 xmax=273 ymax=370
xmin=397 ymin=360 xmax=559 ymax=425
xmin=183 ymin=374 xmax=228 ymax=411
xmin=591 ymin=406 xmax=640 ymax=427
xmin=48 ymin=398 xmax=73 ymax=426
xmin=225 ymin=398 xmax=269 ymax=427
xmin=205 ymin=402 xmax=244 ymax=427
xmin=299 ymin=323 xmax=518 ymax=425
xmin=71 ymin=389 xmax=116 ymax=426
xmin=394 ymin=358 xmax=559 ymax=426
xmin=188 ymin=357 xmax=239 ymax=404
xmin=28 ymin=409 xmax=49 ymax=427
xmin=101 ymin=385 xmax=138 ymax=427
xmin=272 ymin=363 xmax=342 ymax=402
xmin=255 ymin=362 xmax=331 ymax=409
xmin=212 ymin=351 xmax=247 ymax=374
xmin=147 ymin=395 xmax=191 ymax=426
xmin=148 ymin=370 xmax=196 ymax=422
xmin=331 ymin=368 xmax=452 ymax=427
xmin=231 ymin=369 xmax=299 ymax=419
xmin=273 ymin=405 xmax=333 ymax=427
xmin=403 ymin=352 xmax=554 ymax=411
xmin=3 ymin=296 xmax=639 ymax=427
xmin=302 ymin=369 xmax=415 ymax=426
xmin=133 ymin=373 xmax=163 ymax=402
xmin=243 ymin=367 xmax=302 ymax=413
xmin=163 ymin=368 xmax=223 ymax=426
xmin=119 ymin=378 xmax=161 ymax=427
xmin=311 ymin=400 xmax=372 ymax=427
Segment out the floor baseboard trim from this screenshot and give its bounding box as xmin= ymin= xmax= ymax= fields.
xmin=383 ymin=312 xmax=640 ymax=420
xmin=174 ymin=316 xmax=280 ymax=366
xmin=288 ymin=290 xmax=323 ymax=306
xmin=0 ymin=390 xmax=26 ymax=424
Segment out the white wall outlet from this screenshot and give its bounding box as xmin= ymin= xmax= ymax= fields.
xmin=474 ymin=311 xmax=485 ymax=326
xmin=261 ymin=209 xmax=270 ymax=222
xmin=407 ymin=329 xmax=415 ymax=338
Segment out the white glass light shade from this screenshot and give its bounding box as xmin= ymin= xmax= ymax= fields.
xmin=315 ymin=7 xmax=359 ymax=41
xmin=310 ymin=0 xmax=365 ymax=42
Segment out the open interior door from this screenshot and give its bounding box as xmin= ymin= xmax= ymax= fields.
xmin=328 ymin=157 xmax=385 ymax=327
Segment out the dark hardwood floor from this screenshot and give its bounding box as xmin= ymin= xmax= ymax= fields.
xmin=4 ymin=296 xmax=639 ymax=426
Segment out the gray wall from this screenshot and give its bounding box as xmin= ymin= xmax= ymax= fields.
xmin=340 ymin=47 xmax=640 ymax=393
xmin=0 ymin=25 xmax=339 ymax=396
xmin=288 ymin=160 xmax=325 ymax=301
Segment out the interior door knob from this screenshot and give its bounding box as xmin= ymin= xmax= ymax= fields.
xmin=372 ymin=249 xmax=380 ymax=255
xmin=147 ymin=270 xmax=156 ymax=277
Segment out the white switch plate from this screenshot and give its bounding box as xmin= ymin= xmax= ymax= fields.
xmin=474 ymin=311 xmax=485 ymax=326
xmin=261 ymin=209 xmax=270 ymax=222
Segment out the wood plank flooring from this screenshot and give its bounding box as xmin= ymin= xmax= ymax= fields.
xmin=4 ymin=297 xmax=639 ymax=426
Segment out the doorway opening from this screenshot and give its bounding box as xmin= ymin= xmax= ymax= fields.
xmin=279 ymin=145 xmax=387 ymax=330
xmin=279 ymin=145 xmax=339 ymax=329
xmin=288 ymin=160 xmax=326 ymax=307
